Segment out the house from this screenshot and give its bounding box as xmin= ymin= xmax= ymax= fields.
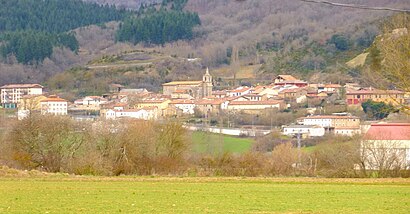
xmin=74 ymin=96 xmax=108 ymax=110
xmin=170 ymin=89 xmax=194 ymax=99
xmin=278 ymin=88 xmax=307 ymax=103
xmin=227 ymin=100 xmax=284 ymax=112
xmin=273 ymin=75 xmax=298 ymax=83
xmin=282 ymin=125 xmax=325 ymax=138
xmin=299 ymin=115 xmax=360 ymax=130
xmin=212 ymin=90 xmax=228 ymax=98
xmin=162 ymin=68 xmax=212 ymax=99
xmin=334 ymin=127 xmax=361 ymax=136
xmin=195 ymin=98 xmax=229 ymax=115
xmin=169 ymin=99 xmax=196 ymax=115
xmin=1 ymin=84 xmax=43 ymax=108
xmin=311 ymin=83 xmax=343 ymax=94
xmin=361 ymin=123 xmax=410 ymax=170
xmin=227 ymin=86 xmax=251 ymax=97
xmin=307 ymin=91 xmax=329 ymax=99
xmin=253 ymin=85 xmax=281 ymax=98
xmin=105 ymin=107 xmax=158 ymax=120
xmin=109 ymin=84 xmax=125 ymax=93
xmin=231 ymin=94 xmax=264 ymax=102
xmin=135 ymin=98 xmax=171 ymax=117
xmin=274 ymin=80 xmax=309 ymax=88
xmin=346 ymin=88 xmax=405 ymax=106
xmin=40 ymin=95 xmax=68 ymax=116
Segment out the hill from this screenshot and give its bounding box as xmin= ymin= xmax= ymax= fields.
xmin=1 ymin=0 xmax=409 ymax=89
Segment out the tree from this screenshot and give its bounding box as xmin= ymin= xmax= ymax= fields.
xmin=328 ymin=34 xmax=350 ymax=51
xmin=367 ymin=13 xmax=410 ymax=112
xmin=8 ymin=114 xmax=84 ymax=172
xmin=361 ymin=100 xmax=397 ymax=120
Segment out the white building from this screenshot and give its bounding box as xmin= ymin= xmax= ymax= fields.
xmin=74 ymin=96 xmax=108 ymax=110
xmin=299 ymin=115 xmax=360 ymax=129
xmin=169 ymin=99 xmax=196 ymax=115
xmin=105 ymin=107 xmax=158 ymax=120
xmin=74 ymin=96 xmax=108 ymax=106
xmin=361 ymin=123 xmax=410 ymax=170
xmin=0 ymin=84 xmax=43 ymax=108
xmin=40 ymin=96 xmax=68 ymax=115
xmin=227 ymin=100 xmax=283 ymax=111
xmin=227 ymin=87 xmax=251 ymax=97
xmin=282 ymin=125 xmax=325 ymax=137
xmin=334 ymin=127 xmax=361 ymax=136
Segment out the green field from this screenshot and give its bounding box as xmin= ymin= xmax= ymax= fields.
xmin=0 ymin=177 xmax=409 ymax=213
xmin=191 ymin=131 xmax=254 ymax=154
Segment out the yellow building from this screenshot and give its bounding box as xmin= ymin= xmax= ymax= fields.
xmin=346 ymin=88 xmax=405 ymax=106
xmin=162 ymin=68 xmax=213 ymax=99
xmin=135 ymin=98 xmax=171 ymax=116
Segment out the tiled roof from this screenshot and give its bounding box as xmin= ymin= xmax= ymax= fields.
xmin=364 ymin=123 xmax=410 ymax=140
xmin=1 ymin=84 xmax=43 ymax=89
xmin=277 ymin=75 xmax=297 ymax=81
xmin=229 ymin=87 xmax=251 ymax=93
xmin=170 ymin=99 xmax=195 ymax=104
xmin=325 ymin=84 xmax=342 ymax=88
xmin=195 ymin=99 xmax=226 ymax=105
xmin=275 ymin=80 xmax=307 ymax=84
xmin=346 ymin=89 xmax=404 ymax=95
xmin=40 ymin=96 xmax=67 ymax=102
xmin=229 ymin=100 xmax=282 ymax=105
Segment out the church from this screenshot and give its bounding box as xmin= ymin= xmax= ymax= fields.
xmin=162 ymin=68 xmax=213 ymax=99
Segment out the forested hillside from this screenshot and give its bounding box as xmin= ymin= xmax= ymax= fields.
xmin=117 ymin=9 xmax=200 ymax=45
xmin=1 ymin=0 xmax=409 ymax=90
xmin=0 ymin=0 xmax=128 ymax=64
xmin=87 ymin=0 xmax=409 ymax=80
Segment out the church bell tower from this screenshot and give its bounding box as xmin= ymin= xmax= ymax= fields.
xmin=202 ymin=67 xmax=213 ymax=98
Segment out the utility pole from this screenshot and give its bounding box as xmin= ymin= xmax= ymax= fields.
xmin=297 ymin=131 xmax=302 ymax=170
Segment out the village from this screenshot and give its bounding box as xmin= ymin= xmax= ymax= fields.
xmin=1 ymin=68 xmax=409 ymax=139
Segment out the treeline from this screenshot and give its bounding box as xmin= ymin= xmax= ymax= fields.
xmin=116 ymin=9 xmax=200 ymax=45
xmin=1 ymin=115 xmax=408 ymax=178
xmin=0 ymin=0 xmax=129 ymax=64
xmin=0 ymin=0 xmax=128 ymax=33
xmin=0 ymin=31 xmax=78 ymax=64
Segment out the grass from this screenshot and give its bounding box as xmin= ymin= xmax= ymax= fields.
xmin=213 ymin=64 xmax=262 ymax=79
xmin=0 ymin=177 xmax=409 ymax=213
xmin=191 ymin=131 xmax=254 ymax=154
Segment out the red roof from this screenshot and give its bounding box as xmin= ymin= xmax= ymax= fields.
xmin=275 ymin=80 xmax=307 ymax=85
xmin=229 ymin=100 xmax=283 ymax=105
xmin=40 ymin=95 xmax=67 ymax=102
xmin=347 ymin=89 xmax=404 ymax=95
xmin=195 ymin=99 xmax=227 ymax=105
xmin=364 ymin=123 xmax=410 ymax=140
xmin=229 ymin=87 xmax=250 ymax=93
xmin=170 ymin=99 xmax=195 ymax=104
xmin=277 ymin=75 xmax=297 ymax=81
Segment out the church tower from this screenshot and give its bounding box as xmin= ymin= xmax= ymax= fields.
xmin=202 ymin=67 xmax=213 ymax=98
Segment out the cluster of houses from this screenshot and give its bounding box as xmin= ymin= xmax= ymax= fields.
xmin=1 ymin=69 xmax=409 ymax=170
xmin=0 ymin=70 xmax=408 ymax=122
